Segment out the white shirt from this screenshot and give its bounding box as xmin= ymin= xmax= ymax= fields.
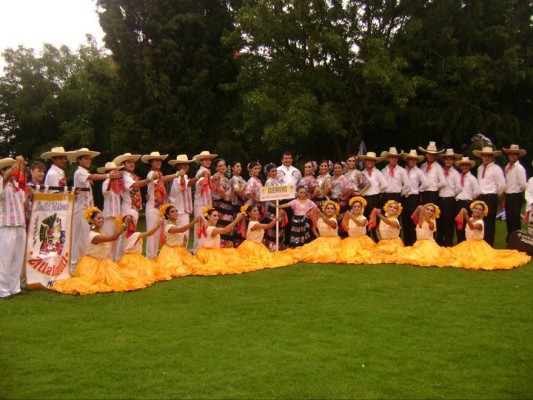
xmin=73 ymin=166 xmax=93 ymax=213
xmin=420 ymin=161 xmax=446 ymax=191
xmin=362 ymin=167 xmax=388 ymax=195
xmin=276 ymin=164 xmax=302 ymax=196
xmin=194 ymin=166 xmax=212 ymax=207
xmin=439 ymin=167 xmax=461 ymax=197
xmin=247 ymin=221 xmax=264 ymax=243
xmin=455 ymin=172 xmax=480 ymax=201
xmin=169 ymin=175 xmax=193 ymax=214
xmin=477 ymin=162 xmax=505 ymax=195
xmin=504 ymin=161 xmax=527 ymax=194
xmin=381 ymin=164 xmax=409 ymax=194
xmin=525 ymin=178 xmax=533 ymax=212
xmin=44 ymin=164 xmax=67 ymax=190
xmin=165 ymin=223 xmax=186 ymax=247
xmin=402 ymin=166 xmax=429 ymax=196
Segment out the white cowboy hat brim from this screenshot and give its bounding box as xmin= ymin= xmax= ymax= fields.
xmin=169 ymin=158 xmax=193 ymax=165
xmin=141 ymin=154 xmax=169 ymax=163
xmin=357 ymin=155 xmax=384 ymax=162
xmin=418 ymin=146 xmax=444 ymax=154
xmin=40 ymin=150 xmax=73 ymax=159
xmin=439 ymin=153 xmax=463 ymax=160
xmin=502 ymin=148 xmax=527 ymax=157
xmin=97 ymin=165 xmax=124 ymax=173
xmin=455 ymin=159 xmax=476 ymax=168
xmin=472 ymin=149 xmax=502 ymax=157
xmin=401 ymin=153 xmax=425 ymax=162
xmin=381 ymin=151 xmax=404 ymax=158
xmin=113 ymin=154 xmax=141 ymax=166
xmin=67 ymin=150 xmax=100 ymax=162
xmin=192 ymin=153 xmax=218 ymax=162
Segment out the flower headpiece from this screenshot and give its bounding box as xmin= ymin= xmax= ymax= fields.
xmin=322 ymin=200 xmax=340 ymax=215
xmin=384 ymin=200 xmax=402 ymax=217
xmin=115 ymin=214 xmax=125 ymax=228
xmin=340 ymin=161 xmax=348 ymax=172
xmin=470 ymin=200 xmax=488 ymax=216
xmin=240 ymin=204 xmax=249 ymax=215
xmin=159 ymin=203 xmax=174 ymax=218
xmin=349 ymin=196 xmax=367 ymax=209
xmin=328 ymin=160 xmax=334 ymax=173
xmin=83 ymin=206 xmax=101 ymax=223
xmin=202 ymin=206 xmax=214 ymax=218
xmin=424 ymin=203 xmax=441 ymax=219
xmin=264 ymin=163 xmax=276 ymax=175
xmin=311 ymin=161 xmax=317 ymax=172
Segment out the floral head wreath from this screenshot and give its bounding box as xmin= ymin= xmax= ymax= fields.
xmin=159 ymin=203 xmax=174 ymax=219
xmin=83 ymin=206 xmax=101 ymax=223
xmin=340 ymin=161 xmax=348 ymax=171
xmin=115 ymin=214 xmax=125 ymax=228
xmin=202 ymin=206 xmax=214 ymax=218
xmin=470 ymin=200 xmax=489 ymax=217
xmin=311 ymin=161 xmax=317 ymax=172
xmin=424 ymin=203 xmax=441 ymax=219
xmin=322 ymin=200 xmax=340 ymax=215
xmin=349 ymin=196 xmax=367 ymax=209
xmin=240 ymin=204 xmax=249 ymax=216
xmin=328 ymin=160 xmax=334 ymax=173
xmin=264 ymin=163 xmax=276 ymax=175
xmin=384 ymin=200 xmax=402 ymax=217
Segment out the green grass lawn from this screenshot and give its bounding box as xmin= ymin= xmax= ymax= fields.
xmin=2 ymin=222 xmax=532 ymax=399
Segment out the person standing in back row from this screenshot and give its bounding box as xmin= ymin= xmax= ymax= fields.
xmin=419 ymin=141 xmax=446 ymax=205
xmin=472 ymin=146 xmax=505 ymax=246
xmin=277 ymin=151 xmax=302 ymax=248
xmin=502 ymin=144 xmax=527 ymax=242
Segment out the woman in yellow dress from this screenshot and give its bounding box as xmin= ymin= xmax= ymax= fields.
xmin=116 ymin=209 xmax=161 ymax=285
xmin=53 ymin=207 xmax=147 ymax=295
xmin=374 ymin=200 xmax=404 ymax=264
xmin=194 ymin=207 xmax=254 ymax=275
xmin=290 ymin=200 xmax=343 ymax=264
xmin=237 ymin=205 xmax=297 ymax=269
xmin=157 ymin=203 xmax=201 ymax=277
xmin=338 ymin=196 xmax=376 ymax=264
xmin=450 ymin=201 xmax=531 ymax=270
xmin=397 ymin=203 xmax=456 ymax=267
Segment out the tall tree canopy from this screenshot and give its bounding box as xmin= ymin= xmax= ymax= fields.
xmin=96 ymin=0 xmax=240 ymax=155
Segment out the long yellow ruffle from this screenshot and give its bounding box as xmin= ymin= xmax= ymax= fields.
xmin=338 ymin=235 xmax=376 ymax=265
xmin=373 ymin=237 xmax=404 ymax=264
xmin=450 ymin=239 xmax=531 ymax=270
xmin=397 ymin=239 xmax=456 ymax=268
xmin=289 ymin=236 xmax=343 ymax=264
xmin=158 ymin=245 xmax=201 ymax=277
xmin=117 ymin=253 xmax=156 ymax=286
xmin=237 ymin=240 xmax=297 ymax=270
xmin=52 ymin=255 xmax=147 ymax=295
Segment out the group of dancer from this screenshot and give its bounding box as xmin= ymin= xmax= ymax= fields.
xmin=0 ymin=142 xmax=532 ymax=298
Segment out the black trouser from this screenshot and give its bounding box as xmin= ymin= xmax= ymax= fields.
xmin=363 ymin=194 xmax=381 ymax=242
xmin=402 ymin=194 xmax=420 ymax=246
xmin=455 ymin=199 xmax=472 ymax=243
xmin=505 ymin=193 xmax=524 ymax=241
xmin=478 ymin=193 xmax=498 ymax=246
xmin=437 ymin=196 xmax=455 ymax=246
xmin=279 ymin=198 xmax=294 ymax=248
xmin=383 ymin=192 xmax=402 ymax=206
xmin=421 ymin=190 xmax=439 ymax=205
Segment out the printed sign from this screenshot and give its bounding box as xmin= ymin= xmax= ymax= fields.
xmin=25 ymin=193 xmax=74 ymax=289
xmin=260 ymin=184 xmax=295 ymax=201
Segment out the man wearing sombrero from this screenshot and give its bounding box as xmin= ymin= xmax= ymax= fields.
xmin=503 ymin=144 xmax=528 ymax=241
xmin=41 ymin=147 xmax=72 ymax=191
xmin=359 ymin=151 xmax=388 ymax=240
xmin=419 ymin=141 xmax=446 ymax=204
xmin=69 ymin=148 xmax=116 ymax=272
xmin=473 ymin=146 xmax=505 ymax=246
xmin=401 ymin=150 xmax=429 ymax=246
xmin=380 ymin=147 xmax=408 ymax=204
xmin=437 ymin=149 xmax=462 ymax=247
xmin=454 ymin=157 xmax=480 ymax=243
xmin=0 ymin=157 xmax=27 ymax=299
xmin=192 ymin=150 xmax=217 ymax=249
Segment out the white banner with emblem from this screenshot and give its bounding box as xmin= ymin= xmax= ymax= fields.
xmin=25 ymin=192 xmax=74 ymax=290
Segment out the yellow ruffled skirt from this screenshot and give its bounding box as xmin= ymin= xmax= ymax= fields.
xmin=450 ymin=239 xmax=531 ymax=270
xmin=373 ymin=238 xmax=404 ymax=264
xmin=237 ymin=240 xmax=297 ymax=270
xmin=397 ymin=239 xmax=456 ymax=267
xmin=52 ymin=255 xmax=147 ymax=295
xmin=158 ymin=245 xmax=200 ymax=277
xmin=117 ymin=253 xmax=156 ymax=286
xmin=289 ymin=236 xmax=343 ymax=264
xmin=338 ymin=235 xmax=376 ymax=265
xmin=194 ymin=247 xmax=255 ymax=276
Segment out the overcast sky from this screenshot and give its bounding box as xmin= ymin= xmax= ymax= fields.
xmin=0 ymin=0 xmax=104 ymax=57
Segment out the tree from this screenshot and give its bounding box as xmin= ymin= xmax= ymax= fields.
xmin=96 ymin=0 xmax=240 ymax=156
xmin=225 ymin=0 xmax=422 ymax=160
xmin=0 ymin=37 xmax=119 ymax=163
xmin=393 ymin=0 xmax=533 ymax=152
